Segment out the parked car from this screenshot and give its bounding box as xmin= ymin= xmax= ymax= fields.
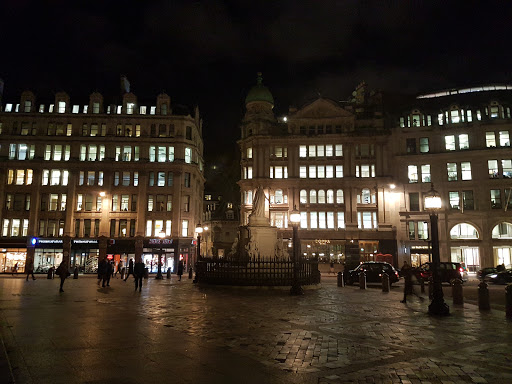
xmin=346 ymin=262 xmax=400 ymax=286
xmin=413 ymin=262 xmax=465 ymax=283
xmin=477 ymin=267 xmax=497 ymax=280
xmin=483 ymin=269 xmax=512 ymax=285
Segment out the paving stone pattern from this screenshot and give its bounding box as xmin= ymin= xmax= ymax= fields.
xmin=0 ymin=276 xmax=511 ymax=383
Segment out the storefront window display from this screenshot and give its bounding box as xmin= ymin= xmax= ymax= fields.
xmin=71 ymin=250 xmax=99 ymax=273
xmin=34 ymin=249 xmax=63 ymax=273
xmin=0 ymin=249 xmax=27 ymax=273
xmin=302 ymin=240 xmax=346 ymax=263
xmin=143 ymin=250 xmax=175 ymax=273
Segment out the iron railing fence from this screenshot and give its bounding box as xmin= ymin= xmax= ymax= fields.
xmin=195 ymin=256 xmax=320 ymax=286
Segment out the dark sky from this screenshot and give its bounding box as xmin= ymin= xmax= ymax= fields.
xmin=2 ymin=1 xmax=512 ymax=160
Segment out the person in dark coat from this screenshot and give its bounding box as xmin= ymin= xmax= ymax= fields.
xmin=97 ymin=258 xmax=108 ymax=286
xmin=133 ymin=260 xmax=145 ymax=291
xmin=400 ymin=261 xmax=423 ymax=303
xmin=55 ymin=261 xmax=69 ymax=292
xmin=177 ymin=260 xmax=184 ymax=281
xmin=25 ymin=260 xmax=36 ymax=281
xmin=124 ymin=259 xmax=134 ymax=281
xmin=103 ymin=261 xmax=113 ymax=287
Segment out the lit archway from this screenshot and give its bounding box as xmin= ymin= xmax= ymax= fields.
xmin=450 ymin=223 xmax=479 ymax=239
xmin=492 ymin=222 xmax=512 ymax=239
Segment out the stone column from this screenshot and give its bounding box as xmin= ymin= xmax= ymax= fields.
xmin=135 ymin=236 xmax=144 ymax=262
xmin=63 ymin=235 xmax=71 ymax=268
xmin=99 ymin=236 xmax=108 ymax=262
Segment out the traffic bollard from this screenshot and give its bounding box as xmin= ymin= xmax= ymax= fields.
xmin=428 ymin=278 xmax=433 ymax=299
xmin=451 ymin=278 xmax=463 ymax=305
xmin=337 ymin=272 xmax=344 ymax=287
xmin=506 ymin=284 xmax=512 ymax=319
xmin=359 ymin=271 xmax=366 ymax=290
xmin=381 ymin=273 xmax=390 ymax=292
xmin=478 ymin=281 xmax=491 ymax=311
xmin=420 ymin=278 xmax=425 ymax=294
xmin=167 ymin=268 xmax=171 ymax=279
xmin=188 ymin=267 xmax=193 ymax=279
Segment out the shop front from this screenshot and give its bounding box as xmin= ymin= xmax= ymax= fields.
xmin=106 ymin=239 xmax=136 ymax=275
xmin=143 ymin=238 xmax=176 ymax=273
xmin=71 ymin=239 xmax=99 ymax=273
xmin=410 ymin=244 xmax=431 ymax=267
xmin=0 ymin=240 xmax=27 ymax=273
xmin=33 ymin=238 xmax=63 ymax=273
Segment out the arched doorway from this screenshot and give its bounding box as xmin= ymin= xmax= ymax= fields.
xmin=450 ymin=223 xmax=480 ymax=273
xmin=492 ymin=222 xmax=512 ymax=268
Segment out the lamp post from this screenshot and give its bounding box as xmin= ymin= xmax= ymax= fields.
xmin=289 ymin=206 xmax=303 ymax=295
xmin=424 ymin=183 xmax=449 ymax=316
xmin=155 ymin=230 xmax=165 ymax=280
xmin=195 ymin=224 xmax=203 ymax=263
xmin=203 ymin=226 xmax=209 ymax=257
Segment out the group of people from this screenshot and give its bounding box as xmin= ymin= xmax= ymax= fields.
xmin=18 ymin=257 xmax=186 ymax=293
xmin=97 ymin=258 xmax=146 ymax=291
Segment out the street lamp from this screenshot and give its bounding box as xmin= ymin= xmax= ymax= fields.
xmin=289 ymin=206 xmax=303 ymax=295
xmin=155 ymin=230 xmax=165 ymax=279
xmin=424 ymin=183 xmax=449 ymax=316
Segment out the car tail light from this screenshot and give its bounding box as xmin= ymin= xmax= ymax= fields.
xmin=459 ymin=267 xmax=463 ymax=273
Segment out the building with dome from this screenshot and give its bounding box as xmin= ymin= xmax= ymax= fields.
xmin=238 ymin=75 xmax=397 ymax=269
xmin=238 ymin=76 xmax=512 ymax=272
xmin=0 ymin=86 xmax=204 ymax=274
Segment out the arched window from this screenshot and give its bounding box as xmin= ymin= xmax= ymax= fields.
xmin=450 ymin=223 xmax=479 ymax=239
xmin=318 ymin=190 xmax=325 ymax=204
xmin=326 ymin=189 xmax=334 ymax=204
xmin=309 ymin=190 xmax=317 ymax=204
xmin=336 ymin=189 xmax=344 ymax=204
xmin=300 ymin=190 xmax=307 ymax=204
xmin=492 ymin=222 xmax=512 ymax=239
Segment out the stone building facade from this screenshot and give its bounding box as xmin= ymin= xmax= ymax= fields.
xmin=238 ymin=75 xmax=512 ymax=272
xmin=0 ymin=89 xmax=204 ymax=274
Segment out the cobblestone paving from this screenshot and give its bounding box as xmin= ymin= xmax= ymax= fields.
xmin=1 ymin=276 xmax=511 ymax=383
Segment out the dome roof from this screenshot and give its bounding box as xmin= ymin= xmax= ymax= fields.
xmin=245 ymin=72 xmax=274 ymax=106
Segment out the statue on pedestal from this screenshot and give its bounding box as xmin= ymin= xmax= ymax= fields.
xmin=250 ymin=186 xmax=266 ymax=219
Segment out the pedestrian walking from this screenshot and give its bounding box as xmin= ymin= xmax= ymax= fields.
xmin=115 ymin=260 xmax=124 ymax=278
xmin=25 ymin=261 xmax=36 ymax=281
xmin=97 ymin=258 xmax=108 ymax=286
xmin=103 ymin=261 xmax=113 ymax=287
xmin=134 ymin=260 xmax=145 ymax=291
xmin=55 ymin=261 xmax=69 ymax=292
xmin=124 ymin=258 xmax=134 ymax=281
xmin=329 ymin=261 xmax=335 ymax=275
xmin=400 ymin=261 xmax=423 ymax=303
xmin=12 ymin=262 xmax=19 ymax=275
xmin=177 ymin=259 xmax=184 ymax=281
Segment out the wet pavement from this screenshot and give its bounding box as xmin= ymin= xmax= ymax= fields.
xmin=1 ymin=274 xmax=511 ymax=383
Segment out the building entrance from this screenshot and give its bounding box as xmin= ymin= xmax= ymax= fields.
xmin=451 ymin=246 xmax=480 ymax=273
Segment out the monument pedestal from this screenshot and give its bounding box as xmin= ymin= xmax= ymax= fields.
xmin=247 ymin=223 xmax=277 ymax=259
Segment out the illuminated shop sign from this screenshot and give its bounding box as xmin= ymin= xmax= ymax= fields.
xmin=34 ymin=238 xmax=63 ymax=245
xmin=72 ymin=239 xmax=99 ymax=245
xmin=148 ymin=238 xmax=173 ymax=245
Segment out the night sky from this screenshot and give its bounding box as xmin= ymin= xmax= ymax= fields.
xmin=2 ymin=1 xmax=512 ymax=162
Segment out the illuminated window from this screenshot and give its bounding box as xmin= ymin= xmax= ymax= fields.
xmin=447 ymin=163 xmax=458 ymax=181
xmin=450 ymin=223 xmax=479 ymax=239
xmin=408 ymin=165 xmax=418 ymax=183
xmin=445 ymin=135 xmax=456 ymax=151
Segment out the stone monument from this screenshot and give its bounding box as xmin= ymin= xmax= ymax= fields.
xmin=244 ymin=186 xmax=278 ymax=259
